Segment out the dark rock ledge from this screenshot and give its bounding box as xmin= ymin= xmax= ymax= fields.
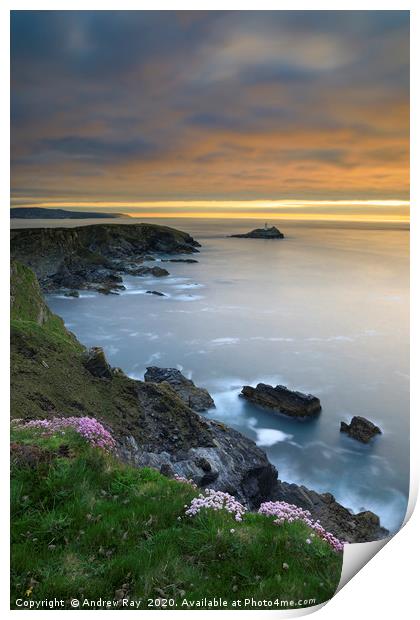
xmin=144 ymin=366 xmax=215 ymax=411
xmin=241 ymin=383 xmax=321 ymax=418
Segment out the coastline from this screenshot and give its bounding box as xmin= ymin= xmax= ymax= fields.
xmin=10 ymin=221 xmax=394 ymax=543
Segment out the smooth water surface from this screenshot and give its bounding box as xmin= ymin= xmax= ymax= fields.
xmin=45 ymin=219 xmax=409 ymax=533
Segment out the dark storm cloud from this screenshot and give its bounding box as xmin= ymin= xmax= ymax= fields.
xmin=11 ymin=10 xmax=409 ymax=203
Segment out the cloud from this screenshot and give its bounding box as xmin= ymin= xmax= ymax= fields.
xmin=10 ymin=10 xmax=409 ymax=207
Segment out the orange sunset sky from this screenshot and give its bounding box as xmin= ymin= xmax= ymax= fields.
xmin=11 ymin=11 xmax=409 ymax=222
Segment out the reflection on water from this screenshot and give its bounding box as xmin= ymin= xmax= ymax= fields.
xmin=45 ymin=219 xmax=409 ymax=533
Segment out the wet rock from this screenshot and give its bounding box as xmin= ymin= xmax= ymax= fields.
xmin=144 ymin=367 xmax=215 ymax=411
xmin=126 ymin=266 xmax=169 ymax=277
xmin=340 ymin=416 xmax=382 ymax=443
xmin=241 ymin=383 xmax=321 ymax=418
xmin=83 ymin=347 xmax=113 ymax=379
xmin=150 ymin=266 xmax=170 ymax=277
xmin=271 ymin=480 xmax=388 ymax=543
xmin=231 ymin=226 xmax=284 ymax=239
xmin=146 ymin=290 xmax=166 ymax=297
xmin=63 ymin=290 xmax=79 ymax=298
xmin=161 ymin=258 xmax=198 ymax=263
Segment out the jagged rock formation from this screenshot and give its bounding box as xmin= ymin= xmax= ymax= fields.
xmin=271 ymin=481 xmax=388 ymax=543
xmin=340 ymin=416 xmax=382 ymax=443
xmin=120 ymin=418 xmax=278 ymax=509
xmin=144 ymin=366 xmax=215 ymax=411
xmin=10 ymin=223 xmax=200 ymax=293
xmin=84 ymin=347 xmax=113 ymax=380
xmin=241 ymin=383 xmax=321 ymax=418
xmin=231 ymin=226 xmax=284 ymax=239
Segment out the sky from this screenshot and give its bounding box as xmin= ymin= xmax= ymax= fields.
xmin=10 ymin=11 xmax=410 ymax=222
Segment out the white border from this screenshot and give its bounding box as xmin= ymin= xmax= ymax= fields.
xmin=1 ymin=2 xmax=417 ymax=618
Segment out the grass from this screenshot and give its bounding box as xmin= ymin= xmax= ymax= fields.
xmin=11 ymin=428 xmax=342 ymax=610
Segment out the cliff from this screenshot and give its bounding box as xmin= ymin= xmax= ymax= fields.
xmin=10 ymin=222 xmax=200 ymax=292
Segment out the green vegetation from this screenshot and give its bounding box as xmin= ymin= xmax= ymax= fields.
xmin=10 ymin=260 xmax=141 ymax=425
xmin=11 ymin=427 xmax=342 ymax=610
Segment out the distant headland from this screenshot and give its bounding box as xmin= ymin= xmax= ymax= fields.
xmin=10 ymin=207 xmax=130 ymax=220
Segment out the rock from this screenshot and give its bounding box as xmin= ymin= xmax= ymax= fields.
xmin=195 ymin=456 xmax=212 ymax=472
xmin=231 ymin=226 xmax=284 ymax=239
xmin=144 ymin=366 xmax=215 ymax=411
xmin=150 ymin=266 xmax=169 ymax=277
xmin=161 ymin=258 xmax=199 ymax=263
xmin=340 ymin=416 xmax=382 ymax=443
xmin=64 ymin=290 xmax=79 ymax=298
xmin=83 ymin=347 xmax=113 ymax=379
xmin=112 ymin=367 xmax=127 ymax=378
xmin=241 ymin=383 xmax=321 ymax=418
xmin=10 ymin=223 xmax=200 ymax=293
xmin=146 ymin=290 xmax=166 ymax=297
xmin=126 ymin=266 xmax=169 ymax=277
xmin=271 ymin=480 xmax=388 ymax=543
xmin=97 ymin=287 xmax=119 ymax=295
xmin=119 ymin=416 xmax=278 ymax=510
xmin=159 ymin=463 xmax=174 ymax=477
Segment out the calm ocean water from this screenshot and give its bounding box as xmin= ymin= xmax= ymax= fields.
xmin=37 ymin=218 xmax=409 ymax=533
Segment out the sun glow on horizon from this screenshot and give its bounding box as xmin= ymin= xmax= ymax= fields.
xmin=10 ymin=198 xmax=410 ymax=224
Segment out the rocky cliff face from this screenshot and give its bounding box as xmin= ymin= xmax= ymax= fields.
xmin=10 ymin=223 xmax=200 ymax=292
xmin=271 ymin=481 xmax=388 ymax=543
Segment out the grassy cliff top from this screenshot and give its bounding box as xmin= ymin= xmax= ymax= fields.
xmin=10 ymin=260 xmax=213 ymax=450
xmin=11 ymin=426 xmax=342 ymax=609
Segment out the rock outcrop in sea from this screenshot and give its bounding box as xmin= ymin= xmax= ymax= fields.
xmin=340 ymin=416 xmax=382 ymax=443
xmin=231 ymin=226 xmax=284 ymax=239
xmin=144 ymin=366 xmax=215 ymax=411
xmin=241 ymin=383 xmax=321 ymax=418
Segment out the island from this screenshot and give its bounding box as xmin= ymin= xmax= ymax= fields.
xmin=230 ymin=225 xmax=284 ymax=239
xmin=11 ymin=207 xmax=129 ymax=219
